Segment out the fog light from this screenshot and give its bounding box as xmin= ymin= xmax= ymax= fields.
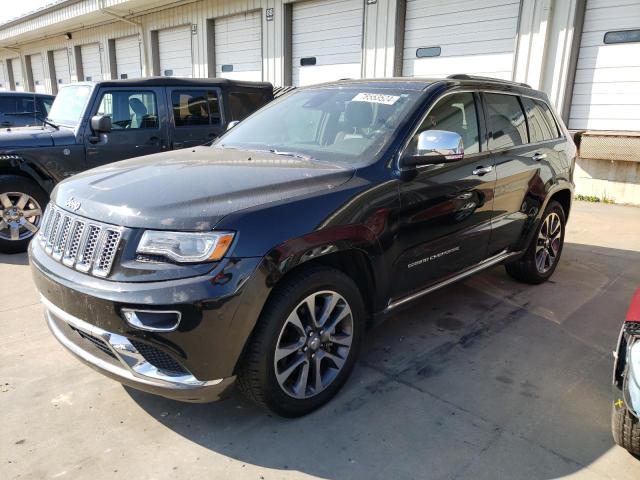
xmin=122 ymin=309 xmax=181 ymax=332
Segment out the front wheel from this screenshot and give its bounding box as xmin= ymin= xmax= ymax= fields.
xmin=0 ymin=175 xmax=48 ymax=254
xmin=612 ymin=404 xmax=640 ymax=457
xmin=238 ymin=265 xmax=365 ymax=417
xmin=505 ymin=200 xmax=566 ymax=284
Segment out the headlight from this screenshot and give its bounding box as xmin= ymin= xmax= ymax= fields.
xmin=137 ymin=231 xmax=234 ymax=263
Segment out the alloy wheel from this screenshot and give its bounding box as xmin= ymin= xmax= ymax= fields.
xmin=535 ymin=211 xmax=562 ymax=274
xmin=0 ymin=192 xmax=43 ymax=242
xmin=274 ymin=290 xmax=354 ymax=399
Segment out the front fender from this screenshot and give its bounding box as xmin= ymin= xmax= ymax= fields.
xmin=228 ymin=225 xmax=383 ymax=373
xmin=0 ymin=154 xmax=53 ymax=193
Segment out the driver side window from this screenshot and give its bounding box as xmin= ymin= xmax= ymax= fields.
xmin=96 ymin=91 xmax=158 ymax=130
xmin=417 ymin=92 xmax=480 ymax=154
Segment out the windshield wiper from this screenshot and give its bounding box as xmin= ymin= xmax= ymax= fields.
xmin=42 ymin=118 xmax=60 ymax=130
xmin=268 ymin=149 xmax=311 ymax=160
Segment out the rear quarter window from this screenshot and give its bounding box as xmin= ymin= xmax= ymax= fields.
xmin=521 ymin=97 xmax=559 ymax=143
xmin=228 ymin=91 xmax=268 ymax=121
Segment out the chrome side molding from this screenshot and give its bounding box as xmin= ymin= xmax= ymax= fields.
xmin=385 ymin=250 xmax=519 ymax=312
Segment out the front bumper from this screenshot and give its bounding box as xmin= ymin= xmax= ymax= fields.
xmin=43 ymin=294 xmax=235 ymax=402
xmin=613 ymin=322 xmax=640 ymax=418
xmin=30 ymin=237 xmax=273 ymax=403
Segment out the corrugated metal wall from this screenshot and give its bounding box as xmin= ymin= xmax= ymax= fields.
xmin=0 ymin=0 xmax=284 ymax=91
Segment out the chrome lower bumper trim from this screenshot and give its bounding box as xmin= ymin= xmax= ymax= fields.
xmin=41 ymin=294 xmax=223 ymax=391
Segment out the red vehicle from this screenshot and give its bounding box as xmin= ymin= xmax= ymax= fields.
xmin=612 ymin=287 xmax=640 ymax=456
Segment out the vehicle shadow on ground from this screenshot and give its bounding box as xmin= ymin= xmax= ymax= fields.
xmin=0 ymin=252 xmax=29 ymax=266
xmin=127 ymin=241 xmax=640 ymax=479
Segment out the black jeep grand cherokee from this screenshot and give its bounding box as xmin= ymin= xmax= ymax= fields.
xmin=31 ymin=76 xmax=575 ymax=417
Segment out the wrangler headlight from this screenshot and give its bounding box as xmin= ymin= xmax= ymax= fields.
xmin=137 ymin=231 xmax=235 ymax=263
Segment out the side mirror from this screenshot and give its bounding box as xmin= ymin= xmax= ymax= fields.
xmin=91 ymin=115 xmax=111 ymax=133
xmin=227 ymin=120 xmax=240 ymax=131
xmin=402 ymin=130 xmax=464 ymax=168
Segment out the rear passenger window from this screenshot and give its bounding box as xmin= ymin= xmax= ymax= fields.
xmin=417 ymin=92 xmax=480 ymax=154
xmin=485 ymin=93 xmax=528 ymax=150
xmin=0 ymin=96 xmax=17 ymax=113
xmin=521 ymin=97 xmax=558 ymax=143
xmin=228 ymin=91 xmax=267 ymax=122
xmin=171 ymin=90 xmax=220 ymax=127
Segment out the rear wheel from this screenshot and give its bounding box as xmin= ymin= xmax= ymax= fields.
xmin=505 ymin=200 xmax=565 ymax=284
xmin=238 ymin=265 xmax=365 ymax=417
xmin=612 ymin=403 xmax=640 ymax=457
xmin=0 ymin=176 xmax=48 ymax=254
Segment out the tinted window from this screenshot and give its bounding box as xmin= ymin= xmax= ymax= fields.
xmin=171 ymin=90 xmax=220 ymax=127
xmin=97 ymin=91 xmax=158 ymax=130
xmin=521 ymin=97 xmax=558 ymax=142
xmin=0 ymin=96 xmax=17 ymax=113
xmin=417 ymin=92 xmax=480 ymax=154
xmin=16 ymin=97 xmax=36 ymax=113
xmin=486 ymin=93 xmax=528 ymax=150
xmin=229 ymin=91 xmax=267 ymax=121
xmin=537 ymin=100 xmax=561 ymax=138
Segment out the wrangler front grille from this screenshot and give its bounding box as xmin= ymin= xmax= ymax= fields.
xmin=38 ymin=205 xmax=122 ymax=278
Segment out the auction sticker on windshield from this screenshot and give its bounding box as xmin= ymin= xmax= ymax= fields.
xmin=352 ymin=92 xmax=400 ymax=105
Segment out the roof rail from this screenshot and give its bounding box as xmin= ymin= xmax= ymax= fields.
xmin=447 ymin=74 xmax=532 ymax=89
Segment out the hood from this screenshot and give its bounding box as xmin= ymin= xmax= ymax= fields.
xmin=53 ymin=146 xmax=355 ymax=230
xmin=0 ymin=125 xmax=76 ymax=149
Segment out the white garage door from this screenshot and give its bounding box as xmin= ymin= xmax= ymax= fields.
xmin=0 ymin=61 xmax=7 ymax=91
xmin=292 ymin=0 xmax=363 ymax=86
xmin=53 ymin=49 xmax=71 ymax=86
xmin=158 ymin=25 xmax=193 ymax=77
xmin=30 ymin=54 xmax=46 ymax=93
xmin=10 ymin=58 xmax=24 ymax=91
xmin=402 ymin=0 xmax=520 ymax=80
xmin=115 ymin=35 xmax=142 ymax=80
xmin=568 ymin=0 xmax=640 ymax=131
xmin=214 ymin=11 xmax=262 ymax=81
xmin=81 ymin=43 xmax=103 ymax=81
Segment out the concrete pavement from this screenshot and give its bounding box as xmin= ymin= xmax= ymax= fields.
xmin=1 ymin=200 xmax=640 ymax=479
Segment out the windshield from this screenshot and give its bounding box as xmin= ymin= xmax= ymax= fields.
xmin=217 ymin=87 xmax=422 ymax=166
xmin=48 ymin=85 xmax=93 ymax=127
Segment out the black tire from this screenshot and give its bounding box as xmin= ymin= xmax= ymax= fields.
xmin=505 ymin=200 xmax=566 ymax=284
xmin=612 ymin=404 xmax=640 ymax=457
xmin=238 ymin=265 xmax=365 ymax=417
xmin=0 ymin=175 xmax=48 ymax=254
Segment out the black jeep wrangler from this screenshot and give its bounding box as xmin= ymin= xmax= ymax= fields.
xmin=31 ymin=76 xmax=575 ymax=417
xmin=0 ymin=77 xmax=272 ymax=252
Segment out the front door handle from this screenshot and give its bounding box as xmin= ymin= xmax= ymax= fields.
xmin=472 ymin=165 xmax=494 ymax=176
xmin=532 ymin=152 xmax=547 ymax=161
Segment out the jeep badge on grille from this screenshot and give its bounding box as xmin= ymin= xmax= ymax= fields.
xmin=66 ymin=197 xmax=81 ymax=212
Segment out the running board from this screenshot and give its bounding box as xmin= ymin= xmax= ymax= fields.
xmin=385 ymin=250 xmax=519 ymax=312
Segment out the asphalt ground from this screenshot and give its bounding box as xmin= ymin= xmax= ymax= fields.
xmin=2 ymin=200 xmax=640 ymax=479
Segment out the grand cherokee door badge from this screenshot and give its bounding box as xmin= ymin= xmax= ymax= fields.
xmin=408 ymin=246 xmax=460 ymax=269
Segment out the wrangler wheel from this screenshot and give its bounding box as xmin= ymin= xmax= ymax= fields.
xmin=0 ymin=176 xmax=48 ymax=254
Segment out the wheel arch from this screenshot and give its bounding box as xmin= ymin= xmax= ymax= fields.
xmin=230 ymin=230 xmax=383 ymax=375
xmin=548 ymin=187 xmax=573 ymax=221
xmin=0 ymin=158 xmax=53 ymax=194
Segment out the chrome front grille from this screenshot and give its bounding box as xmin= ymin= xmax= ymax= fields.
xmin=38 ymin=205 xmax=122 ymax=278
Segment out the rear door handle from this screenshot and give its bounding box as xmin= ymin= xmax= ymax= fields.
xmin=472 ymin=165 xmax=494 ymax=176
xmin=532 ymin=152 xmax=547 ymax=161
